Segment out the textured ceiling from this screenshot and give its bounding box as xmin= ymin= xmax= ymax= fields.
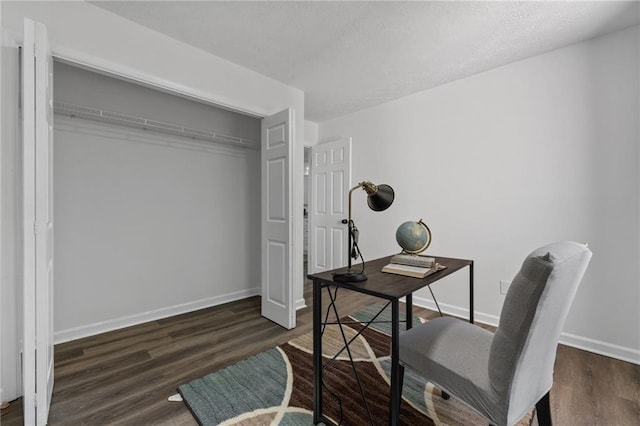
xmin=91 ymin=1 xmax=639 ymax=123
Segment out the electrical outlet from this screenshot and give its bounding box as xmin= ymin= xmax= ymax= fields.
xmin=500 ymin=280 xmax=511 ymax=295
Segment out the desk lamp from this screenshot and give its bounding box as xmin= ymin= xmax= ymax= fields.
xmin=333 ymin=181 xmax=395 ymax=282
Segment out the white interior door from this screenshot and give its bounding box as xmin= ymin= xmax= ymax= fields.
xmin=309 ymin=138 xmax=352 ymax=274
xmin=22 ymin=18 xmax=55 ymax=426
xmin=261 ymin=109 xmax=295 ymax=329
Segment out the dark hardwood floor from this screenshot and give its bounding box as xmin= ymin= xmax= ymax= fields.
xmin=2 ymin=281 xmax=639 ymax=425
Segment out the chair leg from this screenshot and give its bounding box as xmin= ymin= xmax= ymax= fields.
xmin=535 ymin=391 xmax=552 ymax=426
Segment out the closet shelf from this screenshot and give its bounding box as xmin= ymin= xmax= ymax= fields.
xmin=53 ymin=101 xmax=259 ymax=150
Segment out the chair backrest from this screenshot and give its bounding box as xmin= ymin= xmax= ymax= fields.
xmin=488 ymin=241 xmax=592 ymax=425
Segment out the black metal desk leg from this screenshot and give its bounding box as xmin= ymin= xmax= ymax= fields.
xmin=389 ymin=300 xmax=401 ymax=426
xmin=405 ymin=293 xmax=413 ymax=330
xmin=469 ymin=261 xmax=474 ymax=324
xmin=313 ymin=280 xmax=322 ymax=424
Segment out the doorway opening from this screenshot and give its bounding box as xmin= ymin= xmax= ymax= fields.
xmin=304 ymin=146 xmax=311 ymax=279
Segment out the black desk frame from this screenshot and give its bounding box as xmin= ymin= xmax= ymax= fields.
xmin=309 ymin=255 xmax=474 ymax=426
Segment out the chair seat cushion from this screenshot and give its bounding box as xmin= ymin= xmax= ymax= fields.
xmin=399 ymin=317 xmax=499 ymax=420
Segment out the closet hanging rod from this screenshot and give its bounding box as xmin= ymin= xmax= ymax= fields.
xmin=53 ymin=101 xmax=260 ymax=150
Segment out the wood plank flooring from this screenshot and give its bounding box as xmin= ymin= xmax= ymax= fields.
xmin=2 ymin=281 xmax=639 ymax=425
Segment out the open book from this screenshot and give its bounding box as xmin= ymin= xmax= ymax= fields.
xmin=381 ymin=262 xmax=446 ymax=278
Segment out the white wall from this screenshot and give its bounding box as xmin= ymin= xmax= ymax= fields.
xmin=305 ymin=120 xmax=319 ymax=145
xmin=1 ymin=3 xmax=4 ymax=403
xmin=320 ymin=26 xmax=640 ymax=364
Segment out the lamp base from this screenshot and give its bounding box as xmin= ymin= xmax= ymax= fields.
xmin=333 ymin=270 xmax=368 ymax=283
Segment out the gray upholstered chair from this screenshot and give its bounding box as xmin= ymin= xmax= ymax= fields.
xmin=397 ymin=241 xmax=592 ymax=426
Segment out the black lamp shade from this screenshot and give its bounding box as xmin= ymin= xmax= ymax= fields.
xmin=367 ymin=184 xmax=395 ymax=211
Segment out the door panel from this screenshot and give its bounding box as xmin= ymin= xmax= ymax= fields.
xmin=261 ymin=109 xmax=295 ymax=329
xmin=309 ymin=138 xmax=352 ymax=274
xmin=23 ymin=18 xmax=55 ymax=425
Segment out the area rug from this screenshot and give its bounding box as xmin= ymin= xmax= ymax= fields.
xmin=178 ymin=304 xmax=533 ymax=425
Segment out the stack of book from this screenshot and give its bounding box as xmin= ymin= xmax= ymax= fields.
xmin=381 ymin=254 xmax=446 ymax=278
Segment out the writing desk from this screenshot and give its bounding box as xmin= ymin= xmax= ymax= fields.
xmin=308 ymin=255 xmax=473 ymax=426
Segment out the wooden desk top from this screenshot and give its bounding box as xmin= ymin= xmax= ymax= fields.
xmin=307 ymin=255 xmax=472 ymax=300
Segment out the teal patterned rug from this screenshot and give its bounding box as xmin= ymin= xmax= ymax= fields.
xmin=178 ymin=304 xmax=532 ymax=425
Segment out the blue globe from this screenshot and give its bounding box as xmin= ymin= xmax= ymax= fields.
xmin=395 ymin=220 xmax=431 ymax=254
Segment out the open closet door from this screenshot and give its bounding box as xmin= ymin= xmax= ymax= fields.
xmin=22 ymin=18 xmax=55 ymax=425
xmin=261 ymin=109 xmax=296 ymax=329
xmin=309 ymin=138 xmax=352 ymax=274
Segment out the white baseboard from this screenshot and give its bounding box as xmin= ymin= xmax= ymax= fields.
xmin=412 ymin=296 xmax=640 ymax=366
xmin=412 ymin=295 xmax=500 ymax=326
xmin=295 ymin=297 xmax=307 ymax=310
xmin=54 ymin=287 xmax=260 ymax=344
xmin=559 ymin=331 xmax=640 ymax=365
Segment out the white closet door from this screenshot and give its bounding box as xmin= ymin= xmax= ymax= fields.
xmin=261 ymin=108 xmax=296 ymax=329
xmin=23 ymin=17 xmax=55 ymax=426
